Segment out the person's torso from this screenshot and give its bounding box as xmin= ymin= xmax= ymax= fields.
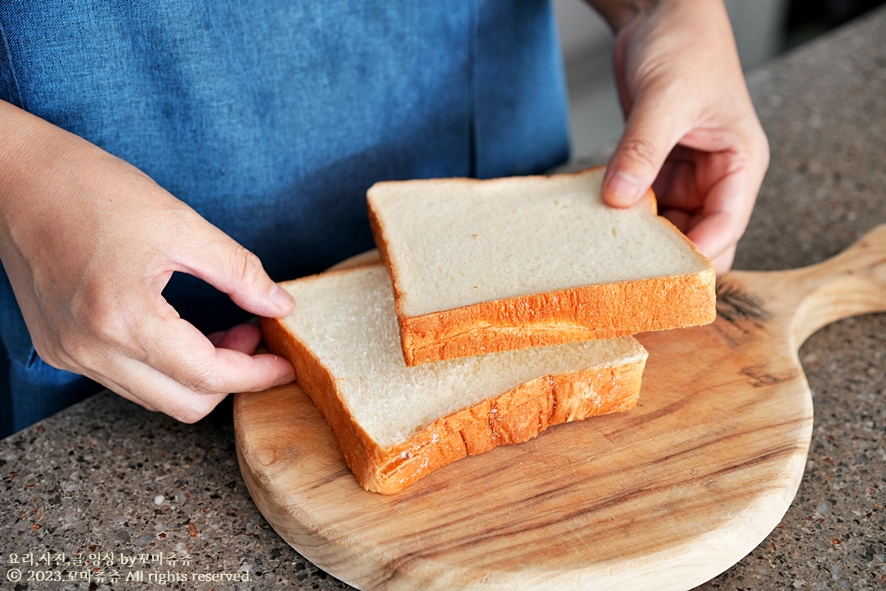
xmin=0 ymin=0 xmax=569 ymax=347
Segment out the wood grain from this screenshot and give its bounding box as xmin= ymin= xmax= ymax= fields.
xmin=234 ymin=224 xmax=886 ymax=591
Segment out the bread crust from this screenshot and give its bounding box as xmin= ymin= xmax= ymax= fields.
xmin=367 ymin=166 xmax=715 ymax=367
xmin=398 ymin=268 xmax=714 ymax=366
xmin=260 ymin=312 xmax=647 ymax=495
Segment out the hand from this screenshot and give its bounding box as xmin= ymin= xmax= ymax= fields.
xmin=0 ymin=101 xmax=295 ymax=422
xmin=590 ymin=0 xmax=770 ymax=273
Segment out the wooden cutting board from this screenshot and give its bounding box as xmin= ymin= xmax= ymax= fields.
xmin=234 ymin=224 xmax=886 ymax=591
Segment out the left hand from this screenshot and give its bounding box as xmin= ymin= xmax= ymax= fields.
xmin=591 ymin=0 xmax=770 ymax=274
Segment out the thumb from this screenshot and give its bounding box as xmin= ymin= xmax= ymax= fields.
xmin=602 ymin=92 xmax=683 ymax=208
xmin=173 ymin=221 xmax=295 ymax=318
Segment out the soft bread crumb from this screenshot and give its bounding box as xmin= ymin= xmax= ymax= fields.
xmin=368 ymin=167 xmax=710 ymax=316
xmin=262 ymin=265 xmax=649 ymax=493
xmin=279 ymin=265 xmax=646 ymax=449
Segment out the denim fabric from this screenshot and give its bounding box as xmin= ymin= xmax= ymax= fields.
xmin=0 ymin=0 xmax=570 ymax=434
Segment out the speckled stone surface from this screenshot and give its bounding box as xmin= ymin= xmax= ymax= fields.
xmin=2 ymin=8 xmax=886 ymax=591
xmin=697 ymin=6 xmax=886 ymax=589
xmin=0 ymin=395 xmax=351 ymax=591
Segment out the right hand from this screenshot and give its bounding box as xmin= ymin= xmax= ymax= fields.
xmin=0 ymin=101 xmax=295 ymax=422
xmin=589 ymin=0 xmax=769 ymax=275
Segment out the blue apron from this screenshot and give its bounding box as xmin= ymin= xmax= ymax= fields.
xmin=0 ymin=0 xmax=570 ymax=432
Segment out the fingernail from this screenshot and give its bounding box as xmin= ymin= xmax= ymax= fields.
xmin=271 ymin=284 xmax=294 ymax=312
xmin=605 ymin=172 xmax=641 ymax=206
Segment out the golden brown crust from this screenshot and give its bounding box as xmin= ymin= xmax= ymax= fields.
xmin=399 ymin=268 xmax=715 ymax=366
xmin=261 ymin=309 xmax=647 ymax=495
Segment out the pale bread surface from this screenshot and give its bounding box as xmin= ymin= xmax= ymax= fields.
xmin=368 ymin=166 xmax=711 ymax=317
xmin=278 ymin=265 xmax=645 ymax=447
xmin=261 ymin=264 xmax=648 ymax=493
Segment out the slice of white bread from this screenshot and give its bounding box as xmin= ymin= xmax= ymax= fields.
xmin=260 ymin=264 xmax=648 ymax=494
xmin=367 ymin=166 xmax=716 ymax=366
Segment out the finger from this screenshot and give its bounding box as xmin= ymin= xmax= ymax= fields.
xmin=709 ymin=244 xmax=737 ymax=276
xmin=207 ymin=324 xmax=262 ymax=352
xmin=73 ymin=364 xmax=164 ymax=414
xmin=207 ymin=330 xmax=226 ymax=347
xmin=172 ymin=220 xmax=294 ymax=318
xmin=214 ymin=323 xmax=262 ymax=354
xmin=138 ymin=312 xmax=294 ymax=395
xmin=684 ymin=208 xmax=741 ymax=263
xmin=77 ymin=324 xmax=285 ymax=422
xmin=85 ymin=356 xmax=231 ymax=423
xmin=662 ymin=207 xmax=735 ymax=274
xmin=685 ymin=160 xmax=759 ymax=258
xmin=651 ymin=150 xmax=708 ymax=214
xmin=602 ymin=85 xmax=690 ymax=208
xmin=61 ymin=334 xmax=217 ymax=417
xmin=660 ymin=208 xmax=694 ymax=234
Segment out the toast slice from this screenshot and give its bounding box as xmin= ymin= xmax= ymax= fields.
xmin=260 ymin=264 xmax=648 ymax=494
xmin=367 ymin=166 xmax=716 ymax=366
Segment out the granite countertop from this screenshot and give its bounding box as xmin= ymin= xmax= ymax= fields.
xmin=2 ymin=8 xmax=885 ymax=591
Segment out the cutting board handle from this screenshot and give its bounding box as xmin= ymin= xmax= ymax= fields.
xmin=726 ymin=224 xmax=886 ymax=349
